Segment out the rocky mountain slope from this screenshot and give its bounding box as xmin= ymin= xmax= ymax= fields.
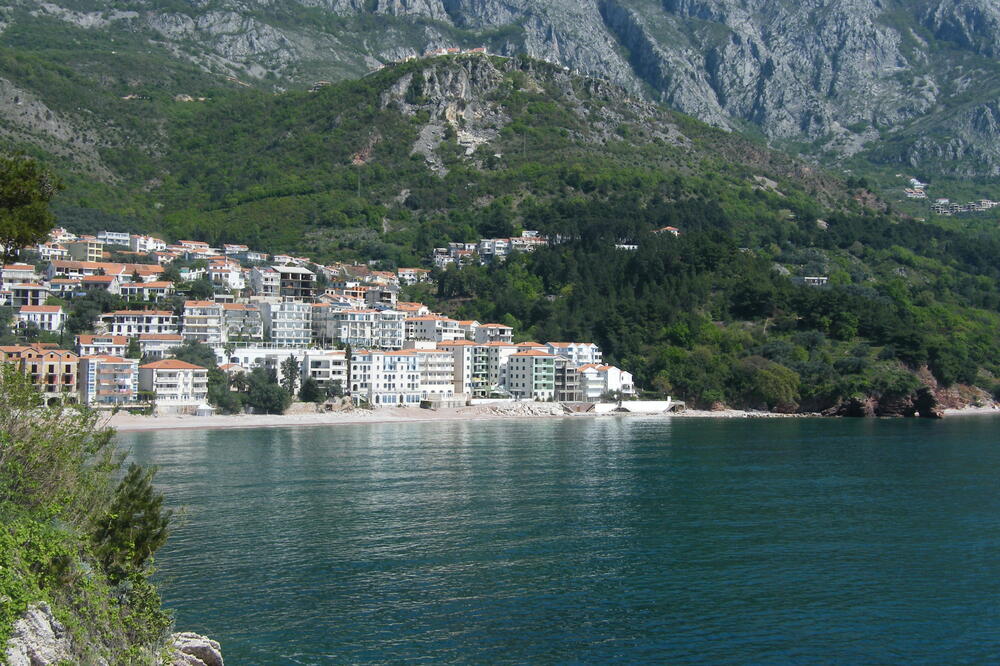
xmin=2 ymin=0 xmax=1000 ymax=176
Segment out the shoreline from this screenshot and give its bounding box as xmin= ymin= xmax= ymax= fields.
xmin=107 ymin=403 xmax=1000 ymax=434
xmin=107 ymin=405 xmax=808 ymax=433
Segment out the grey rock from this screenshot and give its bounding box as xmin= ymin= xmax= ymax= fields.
xmin=4 ymin=602 xmax=74 ymax=666
xmin=171 ymin=632 xmax=224 ymax=666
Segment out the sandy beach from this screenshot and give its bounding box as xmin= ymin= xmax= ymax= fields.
xmin=106 ymin=403 xmax=823 ymax=433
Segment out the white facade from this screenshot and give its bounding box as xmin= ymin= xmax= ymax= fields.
xmin=318 ymin=308 xmax=406 ymax=349
xmin=76 ymin=335 xmax=129 ymax=357
xmin=302 ymin=350 xmax=348 ymax=392
xmin=104 ymin=310 xmax=179 ymax=336
xmin=139 ymin=360 xmax=209 ymax=411
xmin=223 ymin=303 xmax=264 ymax=342
xmin=79 ymin=356 xmax=138 ymax=406
xmin=17 ymin=305 xmax=64 ymax=332
xmin=137 ymin=334 xmax=183 ymax=360
xmin=405 ymin=316 xmax=463 ymax=342
xmin=130 ymin=235 xmax=167 ymax=253
xmin=474 ymin=323 xmax=514 ymax=344
xmin=250 ymin=267 xmax=280 ymax=297
xmin=182 ymin=301 xmax=226 ymax=344
xmin=505 ymin=350 xmax=556 ymax=400
xmin=97 ymin=231 xmax=131 ymax=247
xmin=544 ymin=342 xmax=603 ymax=366
xmin=262 ymin=299 xmax=313 ymax=347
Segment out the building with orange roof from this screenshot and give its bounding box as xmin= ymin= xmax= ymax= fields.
xmin=223 ymin=303 xmax=264 ymax=342
xmin=10 ymin=283 xmax=50 ymax=308
xmin=103 ymin=310 xmax=179 ymax=336
xmin=1 ymin=263 xmax=39 ymax=287
xmin=76 ymin=334 xmax=129 ymax=357
xmin=79 ymin=355 xmax=139 ymax=407
xmin=473 ymin=322 xmax=513 ymax=344
xmin=80 ymin=274 xmax=121 ymax=295
xmin=405 ymin=314 xmax=463 ymax=343
xmin=16 ymin=305 xmax=64 ymax=332
xmin=139 ymin=359 xmax=208 ymax=412
xmin=544 ymin=342 xmax=602 ymax=366
xmin=0 ymin=344 xmax=79 ymax=404
xmin=120 ymin=281 xmax=174 ymax=302
xmin=182 ymin=301 xmax=225 ymax=344
xmin=507 ymin=349 xmax=556 ymax=400
xmin=137 ymin=334 xmax=184 ymax=360
xmin=348 ymin=347 xmax=455 ymax=406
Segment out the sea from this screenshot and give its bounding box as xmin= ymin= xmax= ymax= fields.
xmin=119 ymin=415 xmax=1000 ymax=664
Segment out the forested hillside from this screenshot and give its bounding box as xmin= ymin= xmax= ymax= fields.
xmin=7 ymin=53 xmax=1000 ymax=413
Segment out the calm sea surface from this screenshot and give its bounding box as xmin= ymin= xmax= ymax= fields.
xmin=119 ymin=416 xmax=1000 ymax=664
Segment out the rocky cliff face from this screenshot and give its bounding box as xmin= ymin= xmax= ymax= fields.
xmin=4 ymin=0 xmax=1000 ymax=175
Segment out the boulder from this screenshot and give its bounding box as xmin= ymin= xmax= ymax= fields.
xmin=171 ymin=632 xmax=224 ymax=666
xmin=4 ymin=602 xmax=74 ymax=666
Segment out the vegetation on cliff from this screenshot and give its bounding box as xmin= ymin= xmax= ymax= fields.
xmin=0 ymin=365 xmax=174 ymax=663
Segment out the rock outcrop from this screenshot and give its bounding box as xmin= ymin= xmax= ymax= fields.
xmin=4 ymin=603 xmax=75 ymax=666
xmin=824 ymin=387 xmax=943 ymax=419
xmin=170 ymin=632 xmax=225 ymax=666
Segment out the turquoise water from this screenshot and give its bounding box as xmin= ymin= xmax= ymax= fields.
xmin=120 ymin=416 xmax=1000 ymax=663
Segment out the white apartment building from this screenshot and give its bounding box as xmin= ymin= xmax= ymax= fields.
xmin=36 ymin=243 xmax=68 ymax=261
xmin=79 ymin=355 xmax=139 ymax=406
xmin=220 ymin=345 xmax=307 ymax=374
xmin=1 ymin=264 xmax=39 ymax=287
xmin=506 ymin=349 xmax=556 ymax=401
xmin=97 ymin=231 xmax=131 ymax=247
xmin=120 ymin=281 xmax=174 ymax=302
xmin=138 ymin=334 xmax=183 ymax=360
xmin=320 ymin=308 xmax=406 ymax=350
xmin=17 ymin=305 xmax=64 ymax=332
xmin=262 ymin=299 xmax=313 ymax=347
xmin=130 ymin=235 xmax=167 ymax=253
xmin=208 ymin=262 xmax=246 ymax=291
xmin=76 ymin=334 xmax=129 ymax=357
xmin=578 ymin=364 xmax=636 ymax=401
xmin=103 ymin=310 xmax=179 ymax=336
xmin=544 ymin=342 xmax=603 ymax=366
xmin=182 ymin=300 xmax=226 ymax=344
xmin=436 ymin=340 xmax=478 ymax=395
xmin=223 ymin=303 xmax=264 ymax=342
xmin=250 ymin=267 xmax=280 ymax=297
xmin=483 ymin=342 xmax=518 ymax=391
xmin=139 ymin=359 xmax=209 ymax=413
xmin=302 ymin=350 xmax=348 ymax=392
xmin=396 ymin=268 xmax=430 ymax=285
xmin=405 ymin=315 xmax=463 ymax=342
xmin=349 ymin=349 xmax=422 ymax=406
xmin=474 ymin=323 xmax=514 ymax=344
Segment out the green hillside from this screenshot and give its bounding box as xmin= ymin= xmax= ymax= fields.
xmin=5 ymin=53 xmax=1000 ymax=413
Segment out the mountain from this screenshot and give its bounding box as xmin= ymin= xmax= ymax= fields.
xmin=3 ymin=0 xmax=1000 ymax=178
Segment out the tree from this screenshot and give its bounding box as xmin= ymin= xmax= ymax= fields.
xmin=280 ymin=355 xmax=300 ymax=395
xmin=298 ymin=377 xmax=322 ymax=403
xmin=91 ymin=464 xmax=172 ymax=583
xmin=125 ymin=336 xmax=141 ymax=359
xmin=0 ymin=154 xmax=61 ymax=263
xmin=244 ymin=366 xmax=291 ymax=414
xmin=188 ymin=278 xmax=215 ymax=300
xmin=170 ymin=339 xmax=217 ymax=369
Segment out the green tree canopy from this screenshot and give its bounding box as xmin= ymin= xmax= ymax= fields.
xmin=0 ymin=155 xmax=61 ymax=263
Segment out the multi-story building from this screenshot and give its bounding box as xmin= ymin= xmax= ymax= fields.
xmin=415 ymin=348 xmax=456 ymax=399
xmin=181 ymin=301 xmax=226 ymax=344
xmin=119 ymin=281 xmax=174 ymax=302
xmin=578 ymin=364 xmax=636 ymax=401
xmin=10 ymin=283 xmax=50 ymax=307
xmin=249 ymin=267 xmax=280 ymax=297
xmin=139 ymin=359 xmax=208 ymax=413
xmin=349 ymin=349 xmax=422 ymax=406
xmin=474 ymin=323 xmax=514 ymax=344
xmin=321 ymin=308 xmax=406 ymax=350
xmin=483 ymin=341 xmax=518 ymax=392
xmin=274 ymin=265 xmax=316 ymax=300
xmin=103 ymin=310 xmax=179 ymax=336
xmin=16 ymin=305 xmax=64 ymax=332
xmin=76 ymin=334 xmax=129 ymax=357
xmin=364 ymin=285 xmax=399 ymax=308
xmin=79 ymin=355 xmax=139 ymax=406
xmin=1 ymin=264 xmax=39 ymax=287
xmin=138 ymin=334 xmax=184 ymax=360
xmin=506 ymin=349 xmax=556 ymax=401
xmin=405 ymin=315 xmax=463 ymax=342
xmin=35 ymin=243 xmax=68 ymax=261
xmin=130 ymin=235 xmax=167 ymax=254
xmin=437 ymin=340 xmax=478 ymax=396
xmin=66 ymin=238 xmax=104 ymax=262
xmin=554 ymin=357 xmax=581 ymax=402
xmin=208 ymin=262 xmax=246 ymax=291
xmin=223 ymin=303 xmax=264 ymax=342
xmin=97 ymin=231 xmax=131 ymax=247
xmin=80 ymin=275 xmax=121 ymax=295
xmin=0 ymin=345 xmax=79 ymax=404
xmin=544 ymin=342 xmax=603 ymax=367
xmin=396 ymin=268 xmax=430 ymax=285
xmin=302 ymin=350 xmax=348 ymax=393
xmin=262 ymin=299 xmax=313 ymax=347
